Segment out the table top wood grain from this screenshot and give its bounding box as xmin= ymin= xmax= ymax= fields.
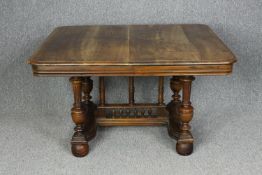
xmin=28 ymin=24 xmax=236 ymax=76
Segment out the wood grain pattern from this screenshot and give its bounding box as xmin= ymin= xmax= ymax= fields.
xmin=28 ymin=24 xmax=236 ymax=76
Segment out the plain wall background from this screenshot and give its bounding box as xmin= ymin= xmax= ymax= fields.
xmin=0 ymin=1 xmax=261 ymax=175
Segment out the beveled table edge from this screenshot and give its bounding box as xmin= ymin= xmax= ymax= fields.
xmin=29 ymin=63 xmax=235 ymax=76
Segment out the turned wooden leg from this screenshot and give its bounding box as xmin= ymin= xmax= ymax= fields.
xmin=167 ymin=76 xmax=182 ymax=139
xmin=82 ymin=77 xmax=97 ymax=141
xmin=70 ymin=77 xmax=89 ymax=157
xmin=176 ymin=76 xmax=195 ymax=156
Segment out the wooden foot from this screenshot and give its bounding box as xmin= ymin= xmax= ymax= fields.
xmin=175 ymin=76 xmax=195 ymax=156
xmin=70 ymin=77 xmax=96 ymax=157
xmin=167 ymin=76 xmax=182 ymax=140
xmin=176 ymin=142 xmax=193 ymax=156
xmin=71 ymin=144 xmax=89 ymax=157
xmin=71 ymin=129 xmax=89 ymax=157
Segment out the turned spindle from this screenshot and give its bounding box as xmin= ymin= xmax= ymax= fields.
xmin=141 ymin=109 xmax=145 ymax=117
xmin=119 ymin=109 xmax=123 ymax=117
xmin=126 ymin=109 xmax=130 ymax=117
xmin=99 ymin=77 xmax=105 ymax=106
xmin=82 ymin=76 xmax=97 ymax=140
xmin=158 ymin=76 xmax=164 ymax=105
xmin=112 ymin=109 xmax=116 ymax=118
xmin=167 ymin=76 xmax=182 ymax=139
xmin=134 ymin=109 xmax=137 ymax=117
xmin=115 ymin=109 xmax=120 ymax=118
xmin=148 ymin=108 xmax=152 ymax=116
xmin=137 ymin=110 xmax=142 ymax=117
xmin=128 ymin=77 xmax=135 ymax=105
xmin=82 ymin=77 xmax=93 ymax=105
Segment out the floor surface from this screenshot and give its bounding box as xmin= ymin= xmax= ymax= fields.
xmin=1 ymin=107 xmax=261 ymax=175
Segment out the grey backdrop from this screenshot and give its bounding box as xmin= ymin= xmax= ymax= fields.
xmin=0 ymin=0 xmax=261 ymax=175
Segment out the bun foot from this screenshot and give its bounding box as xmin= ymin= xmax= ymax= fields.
xmin=71 ymin=143 xmax=89 ymax=157
xmin=176 ymin=142 xmax=193 ymax=156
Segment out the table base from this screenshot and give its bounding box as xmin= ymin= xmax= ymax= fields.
xmin=69 ymin=76 xmax=194 ymax=157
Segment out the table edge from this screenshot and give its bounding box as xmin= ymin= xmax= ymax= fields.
xmin=29 ymin=63 xmax=235 ymax=76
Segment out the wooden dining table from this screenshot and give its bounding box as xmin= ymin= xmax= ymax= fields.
xmin=28 ymin=24 xmax=236 ymax=157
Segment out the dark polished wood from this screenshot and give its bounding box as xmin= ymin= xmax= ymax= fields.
xmin=96 ymin=103 xmax=168 ymax=126
xmin=158 ymin=77 xmax=164 ymax=105
xmin=167 ymin=76 xmax=182 ymax=140
xmin=70 ymin=77 xmax=89 ymax=157
xmin=28 ymin=24 xmax=236 ymax=157
xmin=28 ymin=24 xmax=236 ymax=76
xmin=70 ymin=77 xmax=96 ymax=157
xmin=176 ymin=76 xmax=195 ymax=156
xmin=81 ymin=77 xmax=97 ymax=142
xmin=99 ymin=77 xmax=105 ymax=106
xmin=128 ymin=77 xmax=135 ymax=105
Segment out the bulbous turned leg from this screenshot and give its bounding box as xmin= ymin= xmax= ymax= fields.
xmin=70 ymin=77 xmax=89 ymax=157
xmin=167 ymin=76 xmax=182 ymax=139
xmin=176 ymin=76 xmax=195 ymax=156
xmin=82 ymin=77 xmax=97 ymax=141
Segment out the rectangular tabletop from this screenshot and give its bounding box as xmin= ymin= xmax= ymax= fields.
xmin=28 ymin=24 xmax=236 ymax=76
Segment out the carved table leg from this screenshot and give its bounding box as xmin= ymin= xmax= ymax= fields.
xmin=167 ymin=76 xmax=182 ymax=139
xmin=70 ymin=77 xmax=88 ymax=157
xmin=176 ymin=76 xmax=195 ymax=156
xmin=82 ymin=77 xmax=97 ymax=142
